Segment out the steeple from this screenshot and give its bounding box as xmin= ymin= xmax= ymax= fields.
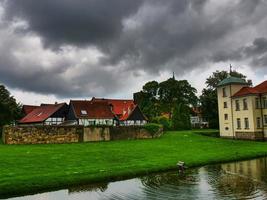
xmin=172 ymin=71 xmax=175 ymax=80
xmin=228 ymin=64 xmax=232 ymax=78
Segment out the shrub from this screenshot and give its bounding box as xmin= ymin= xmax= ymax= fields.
xmin=143 ymin=123 xmax=163 ymax=136
xmin=151 ymin=116 xmax=172 ymax=130
xmin=194 ymin=130 xmax=219 ymax=137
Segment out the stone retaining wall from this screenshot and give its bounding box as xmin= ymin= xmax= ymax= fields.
xmin=235 ymin=131 xmax=264 ymax=141
xmin=2 ymin=126 xmax=83 ymax=144
xmin=2 ymin=125 xmax=162 ymax=144
xmin=83 ymin=127 xmax=110 ymax=142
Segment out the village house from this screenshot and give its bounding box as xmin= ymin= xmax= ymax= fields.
xmin=19 ymin=98 xmax=148 ymax=126
xmin=217 ymin=76 xmax=267 ymax=140
xmin=91 ymin=97 xmax=148 ymax=126
xmin=190 ymin=107 xmax=209 ymax=128
xmin=19 ymin=103 xmax=68 ymax=125
xmin=66 ymin=100 xmax=117 ymax=126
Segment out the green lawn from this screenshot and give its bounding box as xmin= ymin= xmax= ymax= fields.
xmin=1 ymin=130 xmax=267 ymax=197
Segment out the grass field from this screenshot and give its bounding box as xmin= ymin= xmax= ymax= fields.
xmin=1 ymin=130 xmax=267 ymax=197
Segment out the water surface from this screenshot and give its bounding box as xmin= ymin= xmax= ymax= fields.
xmin=8 ymin=157 xmax=267 ymax=200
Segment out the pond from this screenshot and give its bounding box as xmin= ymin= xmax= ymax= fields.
xmin=7 ymin=157 xmax=267 ymax=200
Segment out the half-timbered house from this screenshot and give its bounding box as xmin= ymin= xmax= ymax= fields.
xmin=19 ymin=103 xmax=68 ymax=125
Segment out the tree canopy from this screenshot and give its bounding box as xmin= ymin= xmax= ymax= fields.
xmin=0 ymin=85 xmax=22 ymax=128
xmin=134 ymin=77 xmax=197 ymax=130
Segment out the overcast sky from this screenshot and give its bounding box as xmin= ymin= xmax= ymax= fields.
xmin=1 ymin=0 xmax=267 ymax=105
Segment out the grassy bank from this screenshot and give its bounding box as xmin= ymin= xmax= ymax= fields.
xmin=1 ymin=130 xmax=267 ymax=197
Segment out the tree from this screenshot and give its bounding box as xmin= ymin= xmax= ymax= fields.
xmin=158 ymin=78 xmax=197 ymax=118
xmin=0 ymin=85 xmax=22 ymax=128
xmin=134 ymin=81 xmax=161 ymax=119
xmin=200 ymin=70 xmax=250 ymax=128
xmin=172 ymin=103 xmax=191 ymax=130
xmin=134 ymin=77 xmax=198 ymax=121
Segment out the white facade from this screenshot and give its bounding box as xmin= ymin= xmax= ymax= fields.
xmin=78 ymin=118 xmax=114 ymax=126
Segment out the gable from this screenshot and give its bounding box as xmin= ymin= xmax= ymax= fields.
xmin=126 ymin=106 xmax=147 ymax=121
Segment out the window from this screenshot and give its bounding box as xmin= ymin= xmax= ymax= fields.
xmin=235 ymin=100 xmax=240 ymax=111
xmin=237 ymin=118 xmax=241 ymax=129
xmin=81 ymin=110 xmax=87 ymax=115
xmin=244 ymin=118 xmax=249 ymax=129
xmin=224 ymin=102 xmax=228 ymax=108
xmin=257 ymin=117 xmax=261 ymax=128
xmin=264 ymin=115 xmax=267 ymax=124
xmin=243 ymin=99 xmax=248 ymax=110
xmin=224 ymin=114 xmax=228 ymax=120
xmin=255 ymin=98 xmax=261 ymax=109
xmin=263 ymin=97 xmax=267 ymax=108
xmin=223 ymin=88 xmax=227 ymax=97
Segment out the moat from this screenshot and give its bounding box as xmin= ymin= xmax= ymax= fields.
xmin=8 ymin=157 xmax=267 ymax=200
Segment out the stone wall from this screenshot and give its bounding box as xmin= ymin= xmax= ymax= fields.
xmin=2 ymin=125 xmax=162 ymax=144
xmin=2 ymin=126 xmax=83 ymax=144
xmin=235 ymin=131 xmax=264 ymax=141
xmin=110 ymin=126 xmax=161 ymax=140
xmin=83 ymin=127 xmax=110 ymax=142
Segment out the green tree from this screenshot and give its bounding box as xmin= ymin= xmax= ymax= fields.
xmin=134 ymin=77 xmax=198 ymax=122
xmin=172 ymin=103 xmax=191 ymax=130
xmin=0 ymin=85 xmax=22 ymax=128
xmin=200 ymin=70 xmax=250 ymax=128
xmin=134 ymin=81 xmax=161 ymax=119
xmin=158 ymin=78 xmax=197 ymax=118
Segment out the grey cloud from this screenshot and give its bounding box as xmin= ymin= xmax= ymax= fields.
xmin=1 ymin=0 xmax=267 ymax=98
xmin=212 ymin=37 xmax=267 ymax=67
xmin=3 ymin=0 xmax=143 ymax=49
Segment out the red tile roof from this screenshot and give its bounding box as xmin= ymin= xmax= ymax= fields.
xmin=254 ymin=81 xmax=267 ymax=93
xmin=232 ymin=87 xmax=259 ymax=97
xmin=70 ymin=100 xmax=115 ymax=119
xmin=19 ymin=103 xmax=66 ymax=123
xmin=22 ymin=105 xmax=39 ymax=115
xmin=91 ymin=98 xmax=136 ymax=120
xmin=232 ymin=81 xmax=267 ymax=97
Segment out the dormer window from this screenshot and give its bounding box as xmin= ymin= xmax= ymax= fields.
xmin=81 ymin=110 xmax=87 ymax=115
xmin=37 ymin=112 xmax=43 ymax=116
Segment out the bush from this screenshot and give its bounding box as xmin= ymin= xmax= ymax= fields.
xmin=194 ymin=130 xmax=219 ymax=137
xmin=151 ymin=116 xmax=172 ymax=130
xmin=143 ymin=123 xmax=163 ymax=136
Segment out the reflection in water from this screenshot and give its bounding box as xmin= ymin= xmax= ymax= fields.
xmin=7 ymin=157 xmax=267 ymax=200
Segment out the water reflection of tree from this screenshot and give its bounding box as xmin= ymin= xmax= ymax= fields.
xmin=206 ymin=157 xmax=267 ymax=199
xmin=68 ymin=182 xmax=108 ymax=194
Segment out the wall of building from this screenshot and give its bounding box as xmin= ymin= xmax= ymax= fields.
xmin=232 ymin=95 xmax=258 ymax=133
xmin=218 ymin=85 xmax=267 ymax=140
xmin=218 ymin=84 xmax=245 ymax=138
xmin=2 ymin=125 xmax=162 ymax=144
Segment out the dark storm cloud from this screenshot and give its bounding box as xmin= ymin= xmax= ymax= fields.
xmin=1 ymin=0 xmax=267 ymax=97
xmin=3 ymin=0 xmax=143 ymax=48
